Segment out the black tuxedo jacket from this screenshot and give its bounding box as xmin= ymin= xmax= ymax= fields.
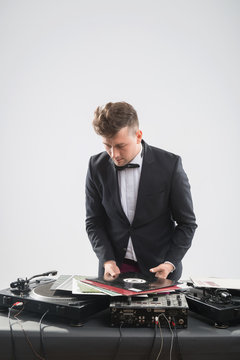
xmin=85 ymin=140 xmax=197 ymax=279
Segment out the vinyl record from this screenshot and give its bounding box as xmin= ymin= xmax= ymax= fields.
xmin=84 ymin=272 xmax=175 ymax=295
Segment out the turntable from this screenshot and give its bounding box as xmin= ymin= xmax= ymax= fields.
xmin=0 ymin=272 xmax=110 ymax=325
xmin=186 ymin=286 xmax=240 ymax=327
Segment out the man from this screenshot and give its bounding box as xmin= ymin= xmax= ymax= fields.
xmin=85 ymin=102 xmax=197 ymax=281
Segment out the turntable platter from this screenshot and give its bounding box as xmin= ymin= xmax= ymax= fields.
xmin=31 ymin=282 xmax=79 ymax=303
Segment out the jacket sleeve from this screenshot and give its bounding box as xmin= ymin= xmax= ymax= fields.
xmin=85 ymin=158 xmax=115 ymax=265
xmin=165 ymin=156 xmax=197 ymax=266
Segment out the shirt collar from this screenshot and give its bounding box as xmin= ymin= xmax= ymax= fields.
xmin=129 ymin=143 xmax=143 ymax=166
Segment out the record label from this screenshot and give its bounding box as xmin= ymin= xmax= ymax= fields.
xmin=123 ymin=278 xmax=146 ymax=284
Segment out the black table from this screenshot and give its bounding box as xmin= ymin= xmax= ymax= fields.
xmin=0 ymin=308 xmax=240 ymax=360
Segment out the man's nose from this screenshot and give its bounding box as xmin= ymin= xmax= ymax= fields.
xmin=111 ymin=147 xmax=120 ymax=159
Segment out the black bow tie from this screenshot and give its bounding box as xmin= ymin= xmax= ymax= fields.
xmin=115 ymin=163 xmax=140 ymax=171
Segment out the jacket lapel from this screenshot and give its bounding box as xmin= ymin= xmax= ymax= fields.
xmin=107 ymin=158 xmax=130 ymax=224
xmin=106 ymin=141 xmax=155 ymax=227
xmin=132 ymin=141 xmax=155 ymax=227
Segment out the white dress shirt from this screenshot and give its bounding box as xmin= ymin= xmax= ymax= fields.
xmin=117 ymin=144 xmax=175 ymax=271
xmin=117 ymin=145 xmax=142 ymax=261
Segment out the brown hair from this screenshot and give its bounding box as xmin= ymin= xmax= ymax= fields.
xmin=92 ymin=101 xmax=139 ymax=137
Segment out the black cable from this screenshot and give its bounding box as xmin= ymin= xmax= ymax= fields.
xmin=172 ymin=318 xmax=183 ymax=360
xmin=160 ymin=314 xmax=174 ymax=360
xmin=156 ymin=317 xmax=164 ymax=360
xmin=8 ymin=303 xmax=49 ymax=360
xmin=39 ymin=310 xmax=49 ymax=360
xmin=8 ymin=306 xmax=17 ymax=360
xmin=147 ymin=322 xmax=158 ymax=360
xmin=112 ymin=323 xmax=123 ymax=360
xmin=13 ymin=305 xmax=46 ymax=360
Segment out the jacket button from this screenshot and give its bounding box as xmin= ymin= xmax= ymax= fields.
xmin=123 ymin=248 xmax=126 ymax=251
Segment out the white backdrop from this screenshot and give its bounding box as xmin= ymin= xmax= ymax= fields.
xmin=0 ymin=0 xmax=239 ymax=289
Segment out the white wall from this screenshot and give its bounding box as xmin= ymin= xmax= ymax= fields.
xmin=0 ymin=0 xmax=239 ymax=288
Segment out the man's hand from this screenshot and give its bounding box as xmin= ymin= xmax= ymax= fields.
xmin=104 ymin=260 xmax=120 ymax=281
xmin=149 ymin=263 xmax=174 ymax=279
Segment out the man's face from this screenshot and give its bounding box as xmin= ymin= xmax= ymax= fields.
xmin=102 ymin=126 xmax=142 ymax=167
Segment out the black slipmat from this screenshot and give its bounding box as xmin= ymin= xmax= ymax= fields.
xmin=0 ymin=280 xmax=110 ymax=324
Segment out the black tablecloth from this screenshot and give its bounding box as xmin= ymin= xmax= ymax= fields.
xmin=0 ymin=309 xmax=240 ymax=360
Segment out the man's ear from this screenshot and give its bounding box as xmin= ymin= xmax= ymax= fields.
xmin=136 ymin=129 xmax=143 ymax=144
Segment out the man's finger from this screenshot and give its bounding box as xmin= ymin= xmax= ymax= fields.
xmin=149 ymin=267 xmax=162 ymax=273
xmin=154 ymin=271 xmax=167 ymax=279
xmin=104 ymin=272 xmax=116 ymax=281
